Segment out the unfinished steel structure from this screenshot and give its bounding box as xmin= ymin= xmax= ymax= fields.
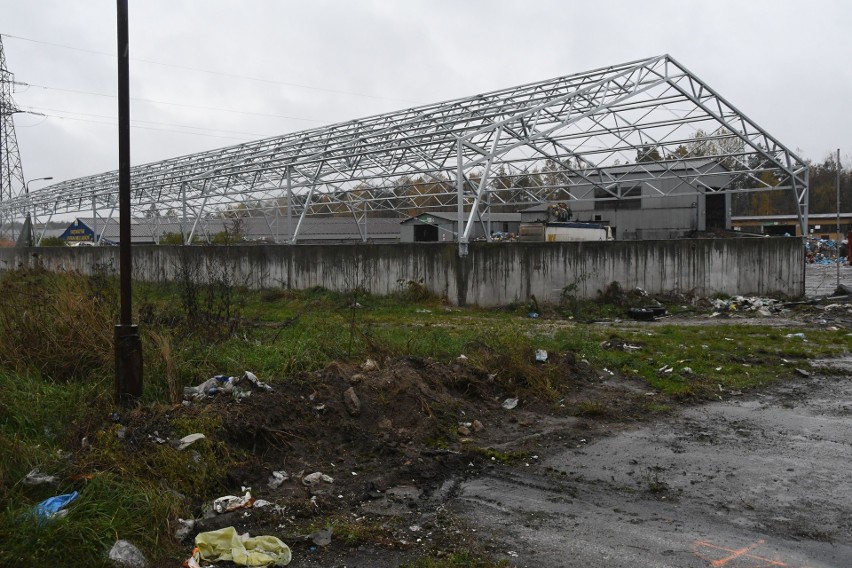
xmin=0 ymin=54 xmax=808 ymax=253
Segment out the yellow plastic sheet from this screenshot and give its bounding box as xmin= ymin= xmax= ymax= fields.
xmin=195 ymin=526 xmax=292 ymax=566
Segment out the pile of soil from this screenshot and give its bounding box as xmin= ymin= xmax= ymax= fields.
xmin=115 ymin=352 xmax=662 ymax=566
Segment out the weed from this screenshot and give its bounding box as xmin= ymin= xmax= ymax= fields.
xmin=643 ymin=468 xmax=670 ymax=494
xmin=467 ymin=446 xmax=527 ymax=464
xmin=574 ymin=400 xmax=608 ymax=417
xmin=0 ymin=268 xmax=114 ymax=381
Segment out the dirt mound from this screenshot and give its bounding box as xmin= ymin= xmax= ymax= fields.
xmin=109 ymin=354 xmax=658 ymax=565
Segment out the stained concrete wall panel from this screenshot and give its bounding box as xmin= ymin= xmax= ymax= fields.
xmin=0 ymin=238 xmax=803 ymax=306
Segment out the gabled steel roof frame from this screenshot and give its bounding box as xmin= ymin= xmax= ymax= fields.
xmin=1 ymin=54 xmax=807 ymax=252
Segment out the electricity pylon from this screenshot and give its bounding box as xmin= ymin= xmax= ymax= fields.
xmin=0 ymin=35 xmax=26 ymax=239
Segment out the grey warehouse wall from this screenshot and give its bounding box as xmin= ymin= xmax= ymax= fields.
xmin=0 ymin=239 xmax=804 ymax=305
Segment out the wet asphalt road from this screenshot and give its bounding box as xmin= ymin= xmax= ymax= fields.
xmin=453 ymin=359 xmax=852 ymax=567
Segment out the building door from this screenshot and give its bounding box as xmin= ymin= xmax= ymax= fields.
xmin=414 ymin=224 xmax=439 ymax=242
xmin=706 ymin=193 xmax=726 ymax=230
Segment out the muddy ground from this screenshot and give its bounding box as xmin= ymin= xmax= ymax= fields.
xmin=455 ymin=357 xmax=852 ymax=568
xmin=115 ymin=292 xmax=852 ymax=567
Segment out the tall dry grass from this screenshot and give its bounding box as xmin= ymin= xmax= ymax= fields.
xmin=0 ymin=268 xmax=115 ymax=381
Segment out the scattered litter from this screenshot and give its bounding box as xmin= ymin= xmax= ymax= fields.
xmin=243 ymin=371 xmax=273 ymax=392
xmin=456 ymin=354 xmax=468 ymax=362
xmin=712 ymin=296 xmax=785 ymax=314
xmin=528 ymin=312 xmax=539 ymax=319
xmin=507 ymin=550 xmax=519 ymax=558
xmin=108 ymin=540 xmax=148 ymax=568
xmin=415 ymin=309 xmax=432 ymax=314
xmin=213 ymin=492 xmax=254 ymax=514
xmin=628 ymin=306 xmax=666 ymax=321
xmin=302 ymin=472 xmax=334 ymax=487
xmin=535 ymin=349 xmax=548 ymax=363
xmin=267 ymin=471 xmax=288 ymax=489
xmin=795 ymin=368 xmax=811 ymax=378
xmin=501 ymin=398 xmax=519 ymax=410
xmin=785 ymin=333 xmax=806 ymax=340
xmin=253 ymin=499 xmax=273 ymax=508
xmin=175 ymin=518 xmax=195 ymax=541
xmin=148 ymin=432 xmax=167 ymax=444
xmin=33 ymin=491 xmax=79 ymax=521
xmin=184 ymin=371 xmax=271 ymax=401
xmin=177 ymin=433 xmax=206 ymax=451
xmin=192 ymin=526 xmax=291 ymax=567
xmin=361 ymin=358 xmax=378 ymax=372
xmin=682 ymin=367 xmax=693 ymax=374
xmin=23 ymin=468 xmax=57 ymax=486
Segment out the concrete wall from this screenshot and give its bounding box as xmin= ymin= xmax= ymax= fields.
xmin=0 ymin=238 xmax=804 ymax=306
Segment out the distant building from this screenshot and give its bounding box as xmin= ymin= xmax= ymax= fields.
xmin=55 ymin=215 xmax=402 ymax=245
xmin=399 ymin=212 xmax=521 ymax=243
xmin=522 ymin=159 xmax=733 ymax=240
xmin=731 ymin=213 xmax=852 ymax=240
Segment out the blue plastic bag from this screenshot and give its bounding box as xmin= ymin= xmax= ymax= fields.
xmin=34 ymin=491 xmax=79 ymax=521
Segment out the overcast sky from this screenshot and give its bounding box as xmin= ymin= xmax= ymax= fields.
xmin=2 ymin=0 xmax=851 ymax=191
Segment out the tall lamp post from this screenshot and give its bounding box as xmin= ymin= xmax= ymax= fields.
xmin=22 ymin=176 xmax=52 ymax=246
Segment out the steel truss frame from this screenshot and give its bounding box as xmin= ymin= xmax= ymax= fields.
xmin=0 ymin=54 xmax=808 ymax=253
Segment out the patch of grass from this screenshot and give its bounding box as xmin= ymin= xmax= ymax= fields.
xmin=466 ymin=446 xmax=528 ymax=464
xmin=299 ymin=515 xmax=397 ymax=547
xmin=404 ymin=552 xmax=509 ymax=568
xmin=0 ymin=472 xmax=180 ymax=568
xmin=0 ymin=268 xmax=114 ymax=381
xmin=573 ymin=400 xmax=608 ymax=417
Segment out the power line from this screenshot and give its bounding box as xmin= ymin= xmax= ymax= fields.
xmin=26 ymin=112 xmax=259 ymax=142
xmin=14 ymin=80 xmax=330 ymax=124
xmin=22 ymin=104 xmax=276 ymax=138
xmin=1 ymin=32 xmax=422 ymax=105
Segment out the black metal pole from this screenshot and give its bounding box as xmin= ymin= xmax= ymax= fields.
xmin=114 ymin=0 xmax=142 ymax=405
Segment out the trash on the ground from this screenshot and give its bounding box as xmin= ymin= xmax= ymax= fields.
xmin=682 ymin=367 xmax=693 ymax=374
xmin=243 ymin=371 xmax=273 ymax=391
xmin=456 ymin=354 xmax=468 ymax=362
xmin=361 ymin=358 xmax=378 ymax=372
xmin=213 ymin=491 xmax=254 ymax=514
xmin=33 ymin=491 xmax=79 ymax=521
xmin=712 ymin=296 xmax=784 ymax=314
xmin=309 ymin=527 xmax=333 ymax=547
xmin=502 ymin=397 xmax=519 ymax=410
xmin=535 ymin=349 xmax=548 ymax=363
xmin=267 ymin=471 xmax=288 ymax=489
xmin=302 ymin=472 xmax=334 ymax=487
xmin=23 ymin=468 xmax=57 ymax=486
xmin=175 ymin=518 xmax=195 ymax=541
xmin=177 ymin=433 xmax=206 ymax=451
xmin=528 ymin=311 xmax=539 ymax=318
xmin=628 ymin=306 xmax=666 ymax=321
xmin=785 ymin=333 xmax=806 ymax=340
xmin=253 ymin=499 xmax=273 ymax=508
xmin=601 ymin=339 xmax=642 ymax=351
xmin=192 ymin=526 xmax=291 ymax=567
xmin=108 ymin=539 xmax=148 ymax=568
xmin=184 ymin=371 xmax=271 ymax=400
xmin=148 ymin=432 xmax=167 ymax=444
xmin=795 ymin=368 xmax=811 ymax=377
